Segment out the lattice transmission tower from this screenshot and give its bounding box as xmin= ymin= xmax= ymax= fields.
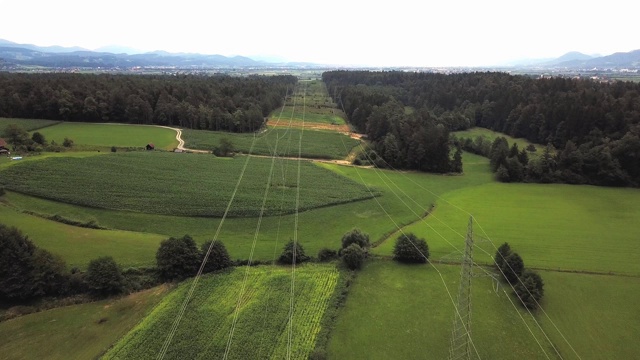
xmin=448 ymin=216 xmax=475 ymax=360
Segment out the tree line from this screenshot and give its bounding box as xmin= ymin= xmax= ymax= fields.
xmin=0 ymin=73 xmax=297 ymax=132
xmin=324 ymin=70 xmax=640 ymax=186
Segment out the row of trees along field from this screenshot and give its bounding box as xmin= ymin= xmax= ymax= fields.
xmin=0 ymin=73 xmax=297 ymax=132
xmin=323 ymin=71 xmax=640 ymax=186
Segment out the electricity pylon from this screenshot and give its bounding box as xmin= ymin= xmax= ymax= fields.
xmin=449 ymin=216 xmax=475 ymax=360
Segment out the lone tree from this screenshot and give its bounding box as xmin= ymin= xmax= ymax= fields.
xmin=494 ymin=242 xmax=512 ymax=270
xmin=341 ymin=228 xmax=370 ymax=249
xmin=200 ymin=240 xmax=232 ymax=273
xmin=214 ymin=138 xmax=234 ymax=157
xmin=342 ymin=243 xmax=365 ymax=270
xmin=514 ymin=270 xmax=544 ymax=309
xmin=85 ymin=256 xmax=124 ymax=296
xmin=393 ymin=233 xmax=429 ymax=263
xmin=500 ymin=252 xmax=524 ymax=284
xmin=278 ymin=240 xmax=310 ymax=265
xmin=31 ymin=132 xmax=46 ymax=145
xmin=156 ymin=235 xmax=201 ymax=281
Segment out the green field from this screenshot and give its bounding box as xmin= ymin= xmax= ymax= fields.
xmin=328 ymin=260 xmax=640 ymax=360
xmin=454 ymin=127 xmax=547 ymax=154
xmin=1 ymin=153 xmax=492 ymax=267
xmin=182 ymin=127 xmax=358 ymax=159
xmin=0 ymin=285 xmax=170 ymax=360
xmin=270 ymin=106 xmax=346 ymax=125
xmin=374 ymin=182 xmax=640 ymax=275
xmin=0 ymin=204 xmax=165 ymax=269
xmin=34 ymin=123 xmax=178 ymax=150
xmin=104 ymin=264 xmax=339 ymax=359
xmin=0 ymin=117 xmax=60 ymax=132
xmin=0 ymin=152 xmax=376 ymax=217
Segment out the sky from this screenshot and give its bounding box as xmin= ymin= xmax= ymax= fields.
xmin=1 ymin=0 xmax=639 ymax=67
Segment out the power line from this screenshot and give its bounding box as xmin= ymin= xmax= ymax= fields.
xmin=287 ymin=81 xmax=307 ymax=360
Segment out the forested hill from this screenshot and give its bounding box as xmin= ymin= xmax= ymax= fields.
xmin=0 ymin=73 xmax=296 ymax=132
xmin=323 ymin=71 xmax=640 ymax=186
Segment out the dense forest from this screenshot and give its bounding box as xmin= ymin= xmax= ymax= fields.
xmin=0 ymin=73 xmax=296 ymax=132
xmin=323 ymin=71 xmax=640 ymax=186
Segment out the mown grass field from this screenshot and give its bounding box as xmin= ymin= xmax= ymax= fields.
xmin=328 ymin=260 xmax=640 ymax=360
xmin=182 ymin=127 xmax=358 ymax=159
xmin=454 ymin=127 xmax=547 ymax=154
xmin=0 ymin=285 xmax=170 ymax=360
xmin=104 ymin=264 xmax=340 ymax=359
xmin=374 ymin=182 xmax=640 ymax=275
xmin=34 ymin=123 xmax=178 ymax=150
xmin=0 ymin=152 xmax=375 ymax=217
xmin=0 ymin=203 xmax=165 ymax=269
xmin=0 ymin=117 xmax=60 ymax=132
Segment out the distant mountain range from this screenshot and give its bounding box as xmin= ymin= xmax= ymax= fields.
xmin=513 ymin=49 xmax=640 ymax=69
xmin=1 ymin=38 xmax=638 ymax=70
xmin=0 ymin=39 xmax=276 ymax=68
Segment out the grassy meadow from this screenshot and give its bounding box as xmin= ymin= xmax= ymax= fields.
xmin=0 ymin=204 xmax=165 ymax=269
xmin=0 ymin=285 xmax=170 ymax=360
xmin=327 ymin=260 xmax=640 ymax=360
xmin=34 ymin=122 xmax=178 ymax=150
xmin=104 ymin=264 xmax=340 ymax=360
xmin=454 ymin=127 xmax=547 ymax=154
xmin=373 ymin=182 xmax=640 ymax=275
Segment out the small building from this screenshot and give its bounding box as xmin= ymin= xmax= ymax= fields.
xmin=146 ymin=143 xmax=155 ymax=150
xmin=0 ymin=138 xmax=8 ymax=150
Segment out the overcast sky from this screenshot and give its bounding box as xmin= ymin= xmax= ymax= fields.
xmin=1 ymin=0 xmax=638 ymax=66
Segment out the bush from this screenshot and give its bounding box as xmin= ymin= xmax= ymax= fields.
xmin=317 ymin=248 xmax=338 ymax=262
xmin=201 ymin=240 xmax=233 ymax=273
xmin=63 ymin=137 xmax=74 ymax=148
xmin=393 ymin=233 xmax=429 ymax=263
xmin=278 ymin=240 xmax=310 ymax=265
xmin=85 ymin=256 xmax=125 ymax=295
xmin=342 ymin=244 xmax=365 ymax=270
xmin=111 ymin=146 xmax=117 ymax=152
xmin=156 ymin=235 xmax=201 ymax=281
xmin=341 ymin=228 xmax=370 ymax=249
xmin=514 ymin=270 xmax=544 ymax=309
xmin=500 ymin=252 xmax=524 ymax=284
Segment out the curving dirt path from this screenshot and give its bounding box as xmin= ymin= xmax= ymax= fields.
xmin=154 ymin=125 xmax=209 ymax=153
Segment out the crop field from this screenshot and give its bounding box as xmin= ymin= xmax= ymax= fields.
xmin=0 ymin=117 xmax=60 ymax=132
xmin=0 ymin=285 xmax=170 ymax=360
xmin=0 ymin=152 xmax=375 ymax=217
xmin=34 ymin=122 xmax=178 ymax=150
xmin=328 ymin=260 xmax=640 ymax=360
xmin=182 ymin=127 xmax=358 ymax=159
xmin=454 ymin=127 xmax=547 ymax=154
xmin=104 ymin=264 xmax=340 ymax=359
xmin=1 ymin=153 xmax=492 ymax=266
xmin=269 ymin=106 xmax=346 ymax=125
